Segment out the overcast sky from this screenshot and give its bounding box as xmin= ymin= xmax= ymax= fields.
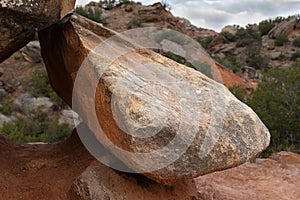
xmin=76 ymin=0 xmax=300 ymax=32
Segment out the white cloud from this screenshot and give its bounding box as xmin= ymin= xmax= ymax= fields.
xmin=75 ymin=0 xmax=300 ymax=32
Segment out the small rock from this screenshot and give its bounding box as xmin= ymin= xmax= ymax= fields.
xmin=221 ymin=25 xmax=238 ymax=35
xmin=0 ymin=113 xmax=11 ymax=128
xmin=270 ymin=52 xmax=281 ymax=60
xmin=13 ymin=93 xmax=53 ymax=114
xmin=125 ymin=5 xmax=133 ymax=12
xmin=59 ymin=109 xmax=81 ymax=127
xmin=20 ymin=41 xmax=41 ymax=63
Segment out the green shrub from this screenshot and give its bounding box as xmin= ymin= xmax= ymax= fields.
xmin=161 ymin=0 xmax=172 ymax=11
xmin=221 ymin=32 xmax=235 ymax=43
xmin=214 ymin=55 xmax=241 ymax=73
xmin=293 ymin=37 xmax=300 ymax=47
xmin=162 ymin=52 xmax=213 ymax=79
xmin=43 ymin=120 xmax=72 ymax=143
xmin=191 ymin=61 xmax=213 ymax=79
xmin=258 ymin=19 xmax=275 ymax=35
xmin=246 ymin=44 xmax=267 ymax=69
xmin=291 ymin=51 xmax=300 ymax=61
xmin=230 ymin=60 xmax=300 ymax=156
xmin=27 ymin=68 xmax=66 ymax=109
xmin=156 ymin=31 xmax=187 ymax=45
xmin=0 ymin=104 xmax=13 ymax=115
xmin=75 ymin=6 xmax=106 ymax=24
xmin=235 ymin=27 xmax=261 ymax=47
xmin=163 ymin=52 xmax=185 ymax=64
xmin=127 ymin=18 xmax=143 ymax=29
xmin=0 ymin=108 xmax=72 ymax=143
xmin=236 ymin=36 xmax=255 ymax=47
xmin=197 ymin=36 xmax=213 ymax=49
xmin=229 ymin=85 xmax=248 ymax=102
xmin=0 ymin=94 xmax=14 ymax=115
xmin=275 ymin=34 xmax=288 ymax=46
xmin=99 ymin=0 xmax=116 ymax=9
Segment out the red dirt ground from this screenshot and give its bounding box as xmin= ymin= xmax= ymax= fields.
xmin=0 ymin=129 xmax=94 ymax=200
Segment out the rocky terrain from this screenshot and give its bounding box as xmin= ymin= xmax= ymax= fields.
xmin=206 ymin=16 xmax=300 ymax=81
xmin=0 ymin=0 xmax=299 ymax=200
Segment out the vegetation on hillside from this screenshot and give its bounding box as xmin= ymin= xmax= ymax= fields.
xmin=0 ymin=107 xmax=72 ymax=143
xmin=75 ymin=5 xmax=106 ymax=24
xmin=200 ymin=15 xmax=297 ymax=73
xmin=0 ymin=67 xmax=72 ymax=144
xmin=230 ymin=59 xmax=300 ymax=156
xmin=27 ymin=68 xmax=67 ymax=110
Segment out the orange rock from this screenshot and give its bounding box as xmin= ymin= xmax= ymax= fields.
xmin=0 ymin=0 xmax=75 ymax=62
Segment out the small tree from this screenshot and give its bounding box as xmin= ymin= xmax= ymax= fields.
xmin=258 ymin=19 xmax=275 ymax=36
xmin=275 ymin=34 xmax=288 ymax=46
xmin=229 ymin=59 xmax=300 ymax=156
xmin=161 ymin=0 xmax=172 ymax=11
xmin=293 ymin=36 xmax=300 ymax=47
xmin=75 ymin=6 xmax=105 ymax=24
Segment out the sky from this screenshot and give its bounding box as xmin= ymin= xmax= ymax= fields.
xmin=76 ymin=0 xmax=300 ymax=32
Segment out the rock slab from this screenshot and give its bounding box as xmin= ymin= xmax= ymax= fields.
xmin=195 ymin=152 xmax=300 ymax=200
xmin=39 ymin=14 xmax=270 ymax=184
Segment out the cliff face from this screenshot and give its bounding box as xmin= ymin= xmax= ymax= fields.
xmin=97 ymin=2 xmax=217 ymax=38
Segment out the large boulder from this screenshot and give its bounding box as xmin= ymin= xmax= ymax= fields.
xmin=268 ymin=17 xmax=297 ymax=39
xmin=39 ymin=14 xmax=270 ymax=184
xmin=0 ymin=0 xmax=75 ymax=62
xmin=68 ymin=161 xmax=202 ymax=200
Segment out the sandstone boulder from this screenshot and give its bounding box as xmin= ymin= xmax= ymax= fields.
xmin=268 ymin=17 xmax=297 ymax=39
xmin=68 ymin=161 xmax=202 ymax=200
xmin=221 ymin=25 xmax=238 ymax=35
xmin=0 ymin=0 xmax=75 ymax=62
xmin=39 ymin=14 xmax=270 ymax=184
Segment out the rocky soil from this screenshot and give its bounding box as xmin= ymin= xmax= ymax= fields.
xmin=0 ymin=127 xmax=299 ymax=200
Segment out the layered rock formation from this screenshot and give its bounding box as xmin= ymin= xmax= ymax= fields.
xmin=93 ymin=2 xmax=217 ymax=38
xmin=0 ymin=0 xmax=75 ymax=62
xmin=39 ymin=14 xmax=270 ymax=184
xmin=268 ymin=17 xmax=300 ymax=39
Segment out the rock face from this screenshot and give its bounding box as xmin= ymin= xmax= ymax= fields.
xmin=99 ymin=2 xmax=217 ymax=39
xmin=39 ymin=14 xmax=270 ymax=184
xmin=268 ymin=17 xmax=298 ymax=39
xmin=0 ymin=0 xmax=75 ymax=62
xmin=68 ymin=161 xmax=202 ymax=200
xmin=195 ymin=152 xmax=300 ymax=200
